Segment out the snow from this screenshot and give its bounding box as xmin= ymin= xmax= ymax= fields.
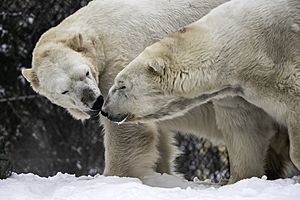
xmin=1 ymin=173 xmax=300 ymax=200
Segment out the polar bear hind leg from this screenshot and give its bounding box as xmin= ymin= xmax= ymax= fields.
xmin=288 ymin=110 xmax=300 ymax=171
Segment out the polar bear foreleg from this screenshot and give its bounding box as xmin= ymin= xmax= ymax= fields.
xmin=102 ymin=118 xmax=162 ymax=177
xmin=155 ymin=127 xmax=177 ymax=174
xmin=214 ymin=97 xmax=274 ymax=183
xmin=288 ymin=111 xmax=300 ymax=171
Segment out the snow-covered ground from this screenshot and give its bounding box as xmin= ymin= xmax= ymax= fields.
xmin=1 ymin=173 xmax=300 ymax=200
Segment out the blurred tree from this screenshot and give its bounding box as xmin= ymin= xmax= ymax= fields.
xmin=0 ymin=0 xmax=104 ymax=178
xmin=0 ymin=141 xmax=12 ymax=179
xmin=0 ymin=0 xmax=229 ymax=181
xmin=176 ymin=134 xmax=229 ymax=181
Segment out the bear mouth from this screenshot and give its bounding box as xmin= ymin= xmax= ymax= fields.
xmin=109 ymin=113 xmax=128 ymax=124
xmin=100 ymin=109 xmax=132 ymax=124
xmin=115 ymin=115 xmax=129 ymax=125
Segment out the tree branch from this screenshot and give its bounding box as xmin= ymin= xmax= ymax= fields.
xmin=0 ymin=95 xmax=39 ymax=103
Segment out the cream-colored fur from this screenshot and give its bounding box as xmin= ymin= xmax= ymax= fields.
xmin=22 ymin=0 xmax=293 ymax=184
xmin=103 ymin=0 xmax=300 ymax=181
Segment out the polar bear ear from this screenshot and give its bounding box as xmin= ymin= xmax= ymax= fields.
xmin=22 ymin=68 xmax=39 ymax=89
xmin=147 ymin=58 xmax=166 ymax=76
xmin=67 ymin=33 xmax=84 ymax=52
xmin=22 ymin=68 xmax=34 ymax=82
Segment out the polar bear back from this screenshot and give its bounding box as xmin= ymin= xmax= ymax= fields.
xmin=55 ymin=0 xmax=228 ymax=60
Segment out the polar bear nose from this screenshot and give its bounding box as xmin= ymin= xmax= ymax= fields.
xmin=86 ymin=95 xmax=103 ymax=118
xmin=91 ymin=95 xmax=104 ymax=110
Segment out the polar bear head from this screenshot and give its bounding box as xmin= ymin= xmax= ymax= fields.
xmin=22 ymin=31 xmax=103 ymax=120
xmin=101 ymin=26 xmax=218 ymax=123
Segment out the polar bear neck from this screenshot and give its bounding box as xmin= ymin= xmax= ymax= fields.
xmin=163 ymin=0 xmax=300 ymax=98
xmin=153 ymin=24 xmax=227 ymax=98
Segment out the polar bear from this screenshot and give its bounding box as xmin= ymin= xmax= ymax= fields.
xmin=102 ymin=0 xmax=300 ymax=178
xmin=22 ymin=0 xmax=293 ymax=184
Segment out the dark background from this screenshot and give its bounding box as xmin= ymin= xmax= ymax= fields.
xmin=0 ymin=0 xmax=229 ymax=181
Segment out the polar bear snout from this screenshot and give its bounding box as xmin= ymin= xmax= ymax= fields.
xmin=91 ymin=95 xmax=104 ymax=110
xmin=85 ymin=95 xmax=103 ymax=118
xmin=80 ymin=87 xmax=103 ymax=115
xmin=101 ymin=87 xmax=130 ymax=123
xmin=80 ymin=87 xmax=100 ymax=105
xmin=101 ymin=109 xmax=128 ymax=123
xmin=101 ymin=103 xmax=129 ymax=123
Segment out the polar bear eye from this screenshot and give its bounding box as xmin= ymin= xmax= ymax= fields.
xmin=61 ymin=90 xmax=69 ymax=95
xmin=147 ymin=65 xmax=160 ymax=76
xmin=86 ymin=71 xmax=89 ymax=77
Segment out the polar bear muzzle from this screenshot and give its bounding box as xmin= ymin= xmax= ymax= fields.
xmin=86 ymin=95 xmax=104 ymax=118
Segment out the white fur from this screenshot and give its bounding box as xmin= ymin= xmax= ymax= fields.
xmin=104 ymin=0 xmax=300 ymax=178
xmin=22 ymin=0 xmax=294 ymax=184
